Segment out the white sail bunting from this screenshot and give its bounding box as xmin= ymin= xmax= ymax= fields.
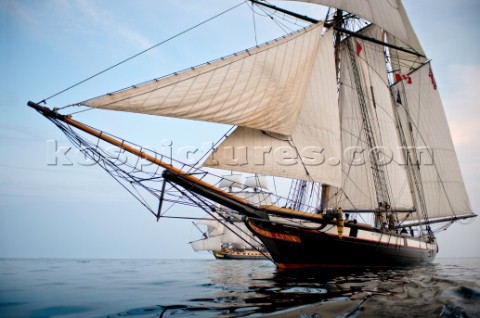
xmin=288 ymin=0 xmax=424 ymax=55
xmin=393 ymin=63 xmax=473 ymax=220
xmin=203 ymin=29 xmax=342 ymax=186
xmin=80 ymin=23 xmax=326 ymax=136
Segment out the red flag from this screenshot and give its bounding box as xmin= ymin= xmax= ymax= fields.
xmin=395 ymin=73 xmax=412 ymax=84
xmin=355 ymin=40 xmax=363 ymax=56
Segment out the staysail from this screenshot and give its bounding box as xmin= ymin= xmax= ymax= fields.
xmin=392 ymin=63 xmax=473 ymax=221
xmin=203 ymin=28 xmax=342 ymax=186
xmin=79 ymin=23 xmax=327 ymax=136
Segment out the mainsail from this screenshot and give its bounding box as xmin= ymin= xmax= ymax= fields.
xmin=393 ymin=63 xmax=473 ymax=221
xmin=330 ymin=25 xmax=413 ymax=211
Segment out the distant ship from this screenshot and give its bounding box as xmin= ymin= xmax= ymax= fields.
xmin=29 ymin=0 xmax=476 ymax=268
xmin=190 ymin=213 xmax=270 ymax=260
xmin=190 ymin=176 xmax=270 ymax=260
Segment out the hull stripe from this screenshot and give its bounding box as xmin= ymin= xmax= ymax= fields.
xmin=247 ymin=219 xmax=301 ymax=243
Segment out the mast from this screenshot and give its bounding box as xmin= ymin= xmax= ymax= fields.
xmin=319 ymin=184 xmax=330 ymax=213
xmin=343 ymin=36 xmax=391 ymax=228
xmin=391 ymin=78 xmax=430 ymax=236
xmin=318 ymin=9 xmax=345 ymax=215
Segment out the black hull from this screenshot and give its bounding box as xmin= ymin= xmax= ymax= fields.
xmin=160 ymin=168 xmax=438 ymax=268
xmin=246 ymin=218 xmax=437 ymax=269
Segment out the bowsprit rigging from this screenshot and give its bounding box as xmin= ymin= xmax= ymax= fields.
xmin=28 ymin=0 xmax=476 ymax=268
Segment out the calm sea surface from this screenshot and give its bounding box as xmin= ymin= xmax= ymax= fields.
xmin=1 ymin=258 xmax=479 ymax=317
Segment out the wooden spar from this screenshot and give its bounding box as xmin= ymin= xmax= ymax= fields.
xmin=250 ymin=0 xmax=425 ymax=58
xmin=396 ymin=214 xmax=477 ymax=228
xmin=249 ymin=0 xmax=319 ymax=24
xmin=334 ymin=26 xmax=425 ymax=58
xmin=27 ymin=101 xmax=251 ymax=207
xmin=27 ymin=101 xmax=392 ymax=227
xmin=27 ymin=101 xmax=330 ymax=222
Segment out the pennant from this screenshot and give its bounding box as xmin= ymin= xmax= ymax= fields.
xmin=395 ymin=73 xmax=402 ymax=82
xmin=355 ymin=40 xmax=363 ymax=56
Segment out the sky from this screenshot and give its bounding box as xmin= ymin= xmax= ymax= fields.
xmin=0 ymin=0 xmax=479 ymax=260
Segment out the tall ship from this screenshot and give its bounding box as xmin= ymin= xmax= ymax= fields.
xmin=190 ymin=175 xmax=270 ymax=260
xmin=190 ymin=211 xmax=269 ymax=260
xmin=28 ymin=0 xmax=476 ymax=268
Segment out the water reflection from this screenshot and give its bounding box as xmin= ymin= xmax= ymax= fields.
xmin=3 ymin=259 xmax=478 ymax=317
xmin=182 ymin=260 xmax=480 ymax=317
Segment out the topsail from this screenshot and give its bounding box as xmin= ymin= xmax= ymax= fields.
xmin=289 ymin=0 xmax=424 ymax=55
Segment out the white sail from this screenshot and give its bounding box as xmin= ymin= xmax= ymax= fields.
xmin=197 ymin=212 xmax=224 ymax=236
xmin=217 ymin=175 xmax=244 ymax=190
xmin=79 ymin=23 xmax=327 ymax=136
xmin=393 ymin=63 xmax=473 ymax=220
xmin=203 ymin=29 xmax=342 ymax=186
xmin=190 ymin=235 xmax=223 ymax=252
xmin=289 ymin=0 xmax=424 ymax=55
xmin=331 ymin=45 xmax=375 ymax=209
xmin=191 ymin=214 xmax=263 ymax=252
xmin=386 ymin=34 xmax=426 ymax=75
xmin=244 ymin=175 xmax=269 ymax=190
xmin=222 ymin=223 xmax=264 ymax=246
xmin=330 ymin=26 xmax=413 ymax=210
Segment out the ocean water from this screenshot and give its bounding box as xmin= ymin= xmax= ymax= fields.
xmin=0 ymin=258 xmax=479 ymax=317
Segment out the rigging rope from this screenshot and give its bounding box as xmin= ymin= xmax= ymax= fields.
xmin=250 ymin=1 xmax=259 ymax=46
xmin=39 ymin=2 xmax=246 ymax=105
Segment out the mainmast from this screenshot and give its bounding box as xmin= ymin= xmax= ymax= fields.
xmin=336 ymin=16 xmax=391 ymax=229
